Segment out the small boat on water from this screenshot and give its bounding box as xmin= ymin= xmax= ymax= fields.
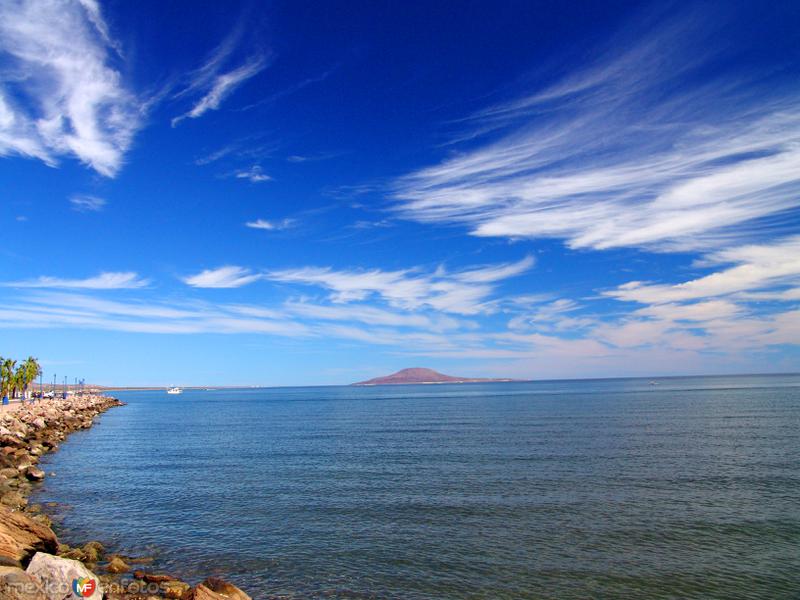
xmin=167 ymin=387 xmax=183 ymax=395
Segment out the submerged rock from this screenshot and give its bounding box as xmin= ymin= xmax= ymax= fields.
xmin=106 ymin=555 xmax=130 ymax=574
xmin=81 ymin=541 xmax=105 ymax=563
xmin=28 ymin=515 xmax=52 ymax=529
xmin=26 ymin=552 xmax=102 ymax=600
xmin=139 ymin=572 xmax=175 ymax=584
xmin=127 ymin=555 xmax=155 ymax=564
xmin=58 ymin=547 xmax=85 ymax=562
xmin=191 ymin=578 xmax=252 ymax=600
xmin=162 ymin=579 xmax=191 ymax=599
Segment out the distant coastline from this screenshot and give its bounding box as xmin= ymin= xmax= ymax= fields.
xmin=352 ymin=367 xmax=526 ymax=386
xmin=69 ymin=371 xmax=800 ymax=390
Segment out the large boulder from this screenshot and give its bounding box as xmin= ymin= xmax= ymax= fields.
xmin=191 ymin=578 xmax=251 ymax=600
xmin=26 ymin=553 xmax=102 ymax=600
xmin=0 ymin=506 xmax=58 ymax=564
xmin=0 ymin=565 xmax=46 ymax=600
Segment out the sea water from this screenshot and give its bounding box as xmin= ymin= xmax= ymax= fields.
xmin=31 ymin=375 xmax=800 ymax=599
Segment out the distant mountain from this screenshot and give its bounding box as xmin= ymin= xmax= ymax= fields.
xmin=352 ymin=367 xmax=519 ymax=386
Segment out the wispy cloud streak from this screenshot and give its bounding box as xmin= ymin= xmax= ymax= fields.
xmin=2 ymin=272 xmax=148 ymax=289
xmin=0 ymin=293 xmax=307 ymax=336
xmin=234 ymin=166 xmax=271 ymax=182
xmin=394 ymin=11 xmax=800 ymax=252
xmin=0 ymin=0 xmax=139 ymax=176
xmin=0 ymin=285 xmax=796 ymax=378
xmin=183 ymin=266 xmax=261 ymax=289
xmin=264 ymin=256 xmax=534 ymax=315
xmin=608 ymin=236 xmax=800 ymax=304
xmin=70 ymin=195 xmax=107 ymax=212
xmin=172 ymin=50 xmax=267 ymax=126
xmin=180 ymin=256 xmax=534 ymax=314
xmin=245 ymin=218 xmax=294 ymax=230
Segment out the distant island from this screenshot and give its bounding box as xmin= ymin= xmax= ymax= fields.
xmin=352 ymin=367 xmax=521 ymax=386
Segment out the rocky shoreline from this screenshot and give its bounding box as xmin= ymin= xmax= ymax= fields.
xmin=0 ymin=395 xmax=251 ymax=600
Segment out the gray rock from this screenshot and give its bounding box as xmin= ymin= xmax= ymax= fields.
xmin=25 ymin=553 xmax=103 ymax=600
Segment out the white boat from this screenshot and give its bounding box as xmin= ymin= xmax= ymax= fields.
xmin=166 ymin=387 xmax=183 ymax=395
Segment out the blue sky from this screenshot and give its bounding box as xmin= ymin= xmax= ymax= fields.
xmin=1 ymin=0 xmax=799 ymax=386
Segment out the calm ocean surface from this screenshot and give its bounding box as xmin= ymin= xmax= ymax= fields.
xmin=31 ymin=375 xmax=800 ymax=599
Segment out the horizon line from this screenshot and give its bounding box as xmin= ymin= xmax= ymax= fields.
xmin=93 ymin=371 xmax=800 ymax=391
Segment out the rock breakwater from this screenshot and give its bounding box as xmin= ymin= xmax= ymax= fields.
xmin=0 ymin=395 xmax=252 ymax=600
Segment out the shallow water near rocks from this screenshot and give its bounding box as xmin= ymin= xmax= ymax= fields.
xmin=31 ymin=375 xmax=800 ymax=599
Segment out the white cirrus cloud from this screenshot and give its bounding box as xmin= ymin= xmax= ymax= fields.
xmin=234 ymin=166 xmax=271 ymax=183
xmin=172 ymin=51 xmax=267 ymax=127
xmin=507 ymin=299 xmax=586 ymax=332
xmin=183 ymin=266 xmax=263 ymax=289
xmin=265 ymin=256 xmax=534 ymax=315
xmin=2 ymin=272 xmax=148 ymax=289
xmin=285 ymin=301 xmax=465 ymax=331
xmin=0 ymin=284 xmax=797 ymax=379
xmin=70 ymin=195 xmax=107 ymax=212
xmin=393 ymin=10 xmax=800 ymax=253
xmin=245 ymin=218 xmax=294 ymax=230
xmin=633 ymin=299 xmax=743 ymax=322
xmin=608 ymin=236 xmax=800 ymax=305
xmin=0 ymin=0 xmax=140 ymax=176
xmin=0 ymin=292 xmax=308 ymax=336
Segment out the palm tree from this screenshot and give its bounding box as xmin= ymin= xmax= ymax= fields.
xmin=14 ymin=364 xmax=24 ymax=400
xmin=20 ymin=357 xmax=41 ymax=402
xmin=1 ymin=358 xmax=16 ymax=405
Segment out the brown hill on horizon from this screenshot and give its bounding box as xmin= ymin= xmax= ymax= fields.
xmin=352 ymin=367 xmax=517 ymax=386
